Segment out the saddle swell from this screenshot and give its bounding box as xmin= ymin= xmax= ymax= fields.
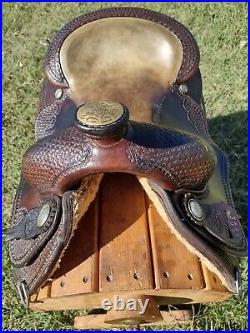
xmin=23 ymin=113 xmax=216 ymax=195
xmin=6 ymin=7 xmax=247 ymax=307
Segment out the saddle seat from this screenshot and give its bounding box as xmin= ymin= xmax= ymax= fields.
xmin=60 ymin=17 xmax=183 ymax=123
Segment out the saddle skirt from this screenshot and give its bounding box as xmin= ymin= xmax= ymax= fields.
xmin=5 ymin=7 xmax=247 ymax=308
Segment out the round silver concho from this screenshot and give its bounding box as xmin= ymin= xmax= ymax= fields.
xmin=179 ymin=84 xmax=188 ymax=94
xmin=187 ymin=199 xmax=204 ymax=223
xmin=55 ymin=88 xmax=63 ymax=99
xmin=37 ymin=204 xmax=51 ymax=227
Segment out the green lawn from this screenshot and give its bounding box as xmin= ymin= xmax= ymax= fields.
xmin=2 ymin=2 xmax=248 ymax=331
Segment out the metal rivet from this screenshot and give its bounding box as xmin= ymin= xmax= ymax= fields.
xmin=163 ymin=271 xmax=169 ymax=279
xmin=37 ymin=204 xmax=50 ymax=227
xmin=55 ymin=88 xmax=63 ymax=99
xmin=60 ymin=281 xmax=65 ymax=287
xmin=187 ymin=199 xmax=204 ymax=222
xmin=83 ymin=276 xmax=88 ymax=283
xmin=106 ymin=274 xmax=113 ymax=282
xmin=179 ymin=84 xmax=188 ymax=94
xmin=133 ymin=272 xmax=140 ymax=280
xmin=187 ymin=273 xmax=193 ymax=280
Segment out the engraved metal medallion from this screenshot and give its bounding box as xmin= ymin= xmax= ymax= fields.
xmin=179 ymin=84 xmax=188 ymax=94
xmin=76 ymin=101 xmax=124 ymax=127
xmin=37 ymin=204 xmax=51 ymax=227
xmin=187 ymin=199 xmax=204 ymax=222
xmin=55 ymin=88 xmax=63 ymax=99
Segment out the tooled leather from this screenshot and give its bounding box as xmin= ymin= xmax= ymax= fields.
xmin=180 ymin=192 xmax=246 ymax=255
xmin=126 ymin=122 xmax=215 ymax=188
xmin=128 ymin=141 xmax=214 ymax=189
xmin=8 ymin=180 xmax=33 ymax=263
xmin=35 ymin=79 xmax=76 ymax=140
xmin=45 ymin=7 xmax=199 ymax=86
xmin=175 ymin=78 xmax=235 ymax=207
xmin=151 ymin=183 xmax=239 ymax=291
xmin=9 ymin=179 xmax=41 ymax=266
xmin=153 ymin=82 xmax=246 ymax=255
xmin=23 ymin=127 xmax=92 ymax=194
xmin=22 ymin=122 xmax=215 ymax=195
xmin=156 ymin=85 xmax=236 ymax=210
xmin=37 ymin=79 xmax=59 ymax=114
xmin=154 ymin=84 xmax=209 ymax=137
xmin=9 ymin=196 xmax=61 ymax=267
xmin=204 ymin=203 xmax=247 ymax=253
xmin=183 ymin=95 xmax=209 ymax=136
xmin=154 ymin=80 xmax=234 ymax=207
xmin=35 ymin=96 xmax=67 ymax=140
xmin=13 ymin=192 xmax=74 ymax=295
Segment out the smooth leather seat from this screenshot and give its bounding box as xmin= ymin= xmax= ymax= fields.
xmin=60 ymin=17 xmax=183 ymax=123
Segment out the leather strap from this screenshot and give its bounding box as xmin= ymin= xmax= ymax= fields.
xmin=6 ymin=195 xmax=61 ymax=267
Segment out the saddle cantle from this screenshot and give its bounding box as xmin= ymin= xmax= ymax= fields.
xmin=5 ymin=7 xmax=247 ymax=313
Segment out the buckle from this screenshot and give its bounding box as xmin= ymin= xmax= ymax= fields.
xmin=234 ymin=269 xmax=242 ymax=300
xmin=17 ymin=280 xmax=29 ymax=308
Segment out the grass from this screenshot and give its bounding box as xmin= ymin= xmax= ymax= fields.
xmin=2 ymin=2 xmax=248 ymax=331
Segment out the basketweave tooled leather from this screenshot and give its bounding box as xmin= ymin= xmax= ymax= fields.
xmin=4 ymin=7 xmax=247 ymax=307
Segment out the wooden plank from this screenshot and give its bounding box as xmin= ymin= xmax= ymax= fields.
xmin=99 ymin=174 xmax=154 ymax=292
xmin=147 ymin=200 xmax=205 ymax=290
xmin=31 ymin=284 xmax=51 ymax=302
xmin=50 ymin=196 xmax=99 ymax=297
xmin=150 ymin=309 xmax=193 ymax=326
xmin=74 ymin=310 xmax=193 ymax=329
xmin=201 ymin=264 xmax=228 ymax=291
xmin=74 ymin=314 xmax=112 ymax=330
xmin=104 ymin=294 xmax=162 ymax=324
xmin=30 ymin=173 xmax=232 ymax=313
xmin=30 ymin=288 xmax=232 ymax=311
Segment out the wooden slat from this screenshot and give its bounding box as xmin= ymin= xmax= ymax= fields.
xmin=31 ymin=284 xmax=51 ymax=302
xmin=74 ymin=309 xmax=192 ymax=329
xmin=147 ymin=200 xmax=205 ymax=290
xmin=201 ymin=264 xmax=228 ymax=291
xmin=30 ymin=173 xmax=232 ymax=313
xmin=99 ymin=174 xmax=154 ymax=291
xmin=50 ymin=197 xmax=99 ymax=297
xmin=104 ymin=294 xmax=162 ymax=324
xmin=30 ymin=288 xmax=232 ymax=312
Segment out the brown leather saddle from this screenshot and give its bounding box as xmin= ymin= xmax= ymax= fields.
xmin=5 ymin=7 xmax=247 ymax=309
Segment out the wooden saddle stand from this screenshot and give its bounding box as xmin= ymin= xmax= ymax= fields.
xmin=31 ymin=173 xmax=234 ymax=329
xmin=5 ymin=8 xmax=247 ymax=330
